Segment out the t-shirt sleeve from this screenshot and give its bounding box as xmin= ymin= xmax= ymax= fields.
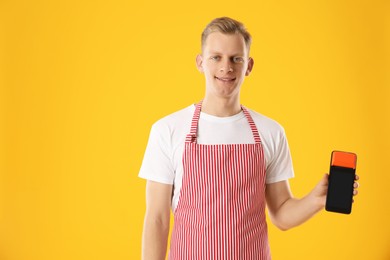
xmin=265 ymin=128 xmax=294 ymax=184
xmin=138 ymin=122 xmax=175 ymax=184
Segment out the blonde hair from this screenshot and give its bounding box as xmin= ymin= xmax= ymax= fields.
xmin=201 ymin=17 xmax=252 ymax=52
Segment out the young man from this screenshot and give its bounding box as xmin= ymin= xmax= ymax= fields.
xmin=139 ymin=17 xmax=359 ymax=260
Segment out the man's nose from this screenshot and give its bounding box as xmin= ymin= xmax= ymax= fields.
xmin=220 ymin=60 xmax=234 ymax=72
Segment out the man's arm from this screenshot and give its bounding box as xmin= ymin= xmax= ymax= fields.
xmin=265 ymin=174 xmax=359 ymax=231
xmin=142 ymin=180 xmax=173 ymax=260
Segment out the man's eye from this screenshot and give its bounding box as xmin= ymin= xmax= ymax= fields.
xmin=211 ymin=56 xmax=220 ymax=61
xmin=233 ymin=57 xmax=244 ymax=63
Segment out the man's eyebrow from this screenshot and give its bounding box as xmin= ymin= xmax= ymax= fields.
xmin=208 ymin=51 xmax=222 ymax=55
xmin=208 ymin=51 xmax=245 ymax=56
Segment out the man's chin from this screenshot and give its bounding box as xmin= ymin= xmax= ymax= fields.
xmin=207 ymin=86 xmax=240 ymax=99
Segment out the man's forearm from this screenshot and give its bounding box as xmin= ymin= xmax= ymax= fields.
xmin=142 ymin=216 xmax=170 ymax=260
xmin=271 ymin=193 xmax=324 ymax=231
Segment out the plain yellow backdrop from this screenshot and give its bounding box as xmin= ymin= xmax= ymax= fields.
xmin=1 ymin=0 xmax=389 ymax=259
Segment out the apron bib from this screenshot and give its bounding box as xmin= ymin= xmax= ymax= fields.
xmin=169 ymin=101 xmax=270 ymax=260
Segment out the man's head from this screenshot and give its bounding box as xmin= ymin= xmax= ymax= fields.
xmin=201 ymin=17 xmax=252 ymax=54
xmin=196 ymin=17 xmax=254 ymax=100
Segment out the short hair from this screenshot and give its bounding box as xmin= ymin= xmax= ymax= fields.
xmin=201 ymin=17 xmax=252 ymax=53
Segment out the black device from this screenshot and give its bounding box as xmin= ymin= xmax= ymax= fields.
xmin=325 ymin=151 xmax=357 ymax=214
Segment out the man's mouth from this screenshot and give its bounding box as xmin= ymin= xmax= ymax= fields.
xmin=215 ymin=76 xmax=236 ymax=82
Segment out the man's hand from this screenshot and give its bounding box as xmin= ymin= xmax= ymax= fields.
xmin=308 ymin=173 xmax=360 ymax=207
xmin=352 ymin=174 xmax=360 ymax=202
xmin=266 ymin=174 xmax=360 ymax=231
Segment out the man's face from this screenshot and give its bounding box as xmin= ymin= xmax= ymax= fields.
xmin=196 ymin=32 xmax=253 ymax=99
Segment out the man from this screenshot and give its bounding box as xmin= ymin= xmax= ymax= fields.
xmin=139 ymin=17 xmax=359 ymax=260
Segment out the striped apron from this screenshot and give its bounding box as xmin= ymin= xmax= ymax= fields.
xmin=169 ymin=101 xmax=270 ymax=260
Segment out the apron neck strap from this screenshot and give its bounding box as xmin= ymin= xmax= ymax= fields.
xmin=185 ymin=100 xmax=261 ymax=144
xmin=185 ymin=100 xmax=203 ymax=143
xmin=241 ymin=105 xmax=261 ymax=144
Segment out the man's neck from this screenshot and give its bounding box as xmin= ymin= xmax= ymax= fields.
xmin=201 ymin=96 xmax=241 ymax=117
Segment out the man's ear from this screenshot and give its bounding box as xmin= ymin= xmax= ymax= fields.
xmin=196 ymin=54 xmax=204 ymax=73
xmin=245 ymin=57 xmax=254 ymax=76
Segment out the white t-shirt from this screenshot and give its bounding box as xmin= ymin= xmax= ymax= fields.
xmin=139 ymin=104 xmax=294 ymax=211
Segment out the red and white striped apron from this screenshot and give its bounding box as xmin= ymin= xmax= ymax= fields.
xmin=169 ymin=101 xmax=270 ymax=260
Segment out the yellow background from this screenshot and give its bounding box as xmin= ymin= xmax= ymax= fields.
xmin=1 ymin=0 xmax=389 ymax=259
